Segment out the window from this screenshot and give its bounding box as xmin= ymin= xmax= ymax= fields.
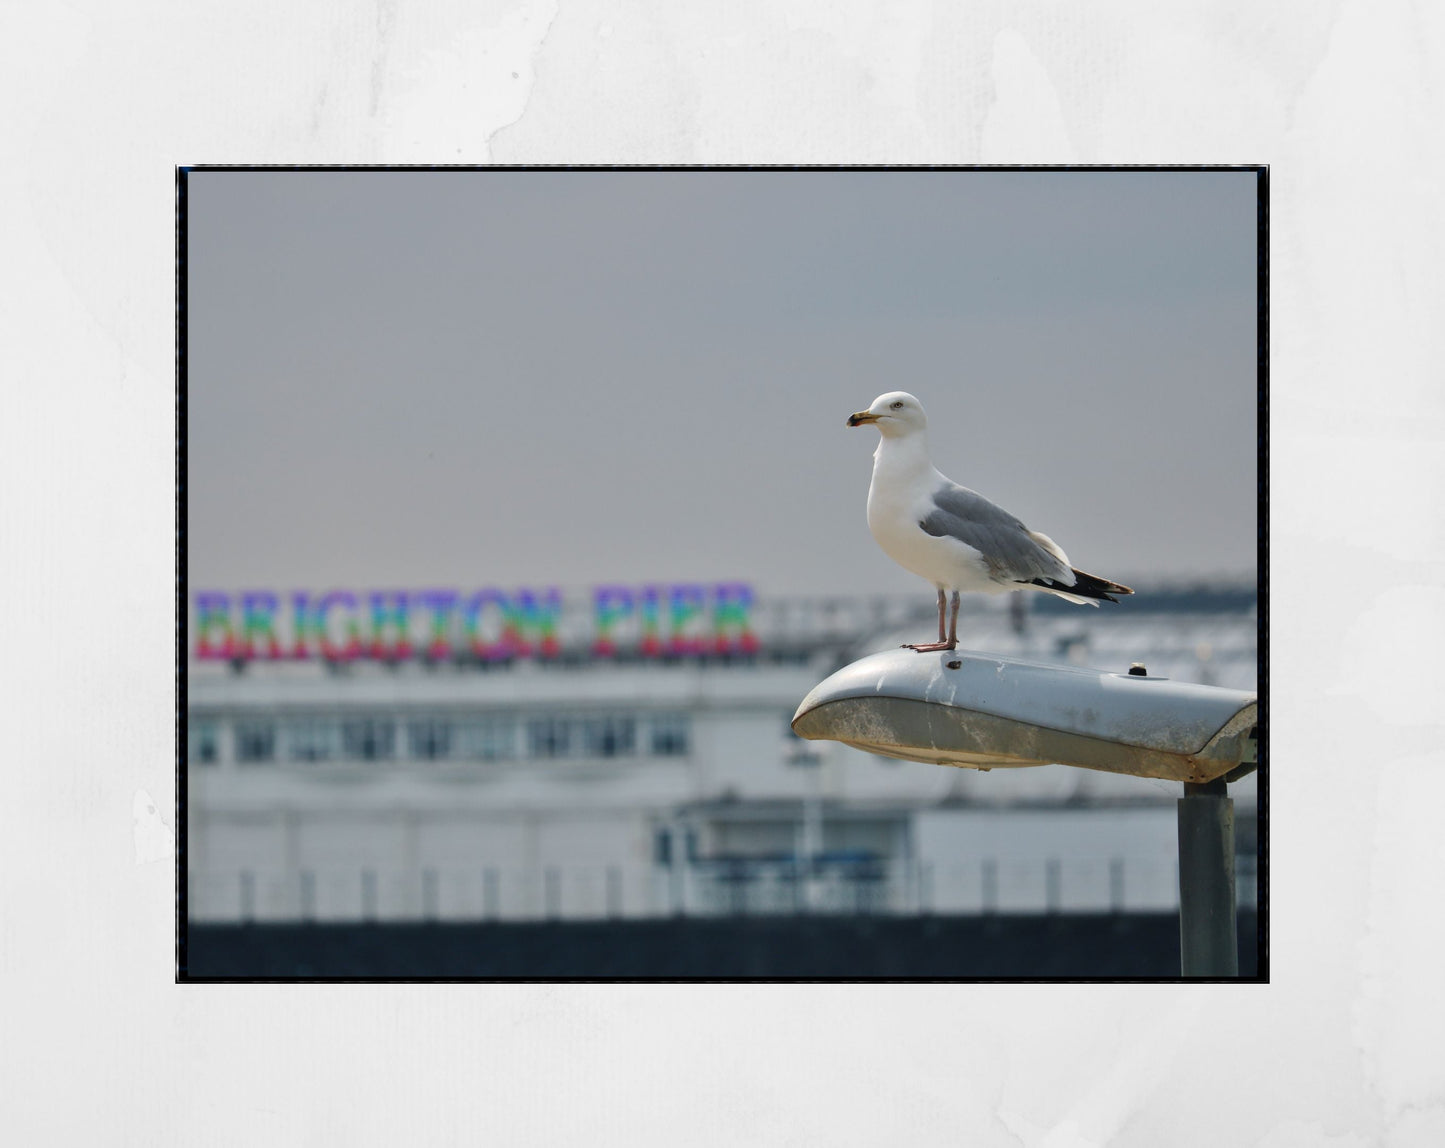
xmin=582 ymin=715 xmax=636 ymax=758
xmin=650 ymin=713 xmax=690 ymax=756
xmin=526 ymin=716 xmax=572 ymax=759
xmin=188 ymin=720 xmax=219 ymax=765
xmin=458 ymin=716 xmax=516 ymax=761
xmin=407 ymin=717 xmax=452 ymax=761
xmin=342 ymin=718 xmax=395 ymax=761
xmin=235 ymin=720 xmax=276 ymax=763
xmin=288 ymin=717 xmax=341 ymax=762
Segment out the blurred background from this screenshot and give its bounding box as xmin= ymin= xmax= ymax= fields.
xmin=183 ymin=169 xmax=1259 ymax=978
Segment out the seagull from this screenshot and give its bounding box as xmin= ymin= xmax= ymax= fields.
xmin=848 ymin=391 xmax=1132 ymax=652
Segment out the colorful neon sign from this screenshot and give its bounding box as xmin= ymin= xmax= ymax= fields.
xmin=193 ymin=584 xmax=760 ymax=661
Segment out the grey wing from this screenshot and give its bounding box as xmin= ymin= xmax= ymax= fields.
xmin=920 ymin=483 xmax=1073 ymax=584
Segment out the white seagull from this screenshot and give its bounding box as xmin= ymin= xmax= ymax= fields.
xmin=848 ymin=391 xmax=1132 ymax=652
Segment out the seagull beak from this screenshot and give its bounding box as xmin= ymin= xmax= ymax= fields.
xmin=847 ymin=410 xmax=879 ymax=427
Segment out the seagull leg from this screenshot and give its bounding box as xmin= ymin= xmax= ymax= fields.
xmin=947 ymin=590 xmax=960 ymax=649
xmin=904 ymin=588 xmax=958 ymax=652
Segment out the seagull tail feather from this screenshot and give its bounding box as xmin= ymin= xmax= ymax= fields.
xmin=1026 ymin=568 xmax=1133 ymax=605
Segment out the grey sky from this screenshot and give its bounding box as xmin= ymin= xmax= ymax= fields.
xmin=186 ymin=170 xmax=1257 ymax=598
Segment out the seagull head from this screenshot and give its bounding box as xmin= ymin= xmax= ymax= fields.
xmin=847 ymin=391 xmax=927 ymax=438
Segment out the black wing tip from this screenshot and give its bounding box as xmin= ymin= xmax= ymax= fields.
xmin=1025 ymin=570 xmax=1133 ymax=603
xmin=1070 ymin=568 xmax=1134 ymax=601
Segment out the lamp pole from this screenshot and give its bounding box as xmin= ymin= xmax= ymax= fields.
xmin=1120 ymin=661 xmax=1237 ymax=977
xmin=1177 ymin=776 xmax=1238 ymax=976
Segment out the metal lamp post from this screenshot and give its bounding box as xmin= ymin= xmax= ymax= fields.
xmin=792 ymin=647 xmax=1258 ymax=977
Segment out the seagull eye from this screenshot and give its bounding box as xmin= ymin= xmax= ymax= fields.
xmin=890 ymin=401 xmax=904 ymax=410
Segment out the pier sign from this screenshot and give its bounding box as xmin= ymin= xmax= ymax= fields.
xmin=192 ymin=583 xmax=760 ymax=661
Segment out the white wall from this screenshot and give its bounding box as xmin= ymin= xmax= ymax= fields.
xmin=914 ymin=807 xmax=1181 ymax=913
xmin=186 ymin=622 xmax=1254 ymax=923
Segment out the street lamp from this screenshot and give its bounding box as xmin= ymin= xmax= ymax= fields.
xmin=792 ymin=648 xmax=1258 ymax=975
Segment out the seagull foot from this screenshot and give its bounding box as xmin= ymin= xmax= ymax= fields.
xmin=902 ymin=641 xmax=958 ymax=653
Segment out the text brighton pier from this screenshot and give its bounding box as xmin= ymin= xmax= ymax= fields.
xmin=192 ymin=583 xmax=760 ymax=662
